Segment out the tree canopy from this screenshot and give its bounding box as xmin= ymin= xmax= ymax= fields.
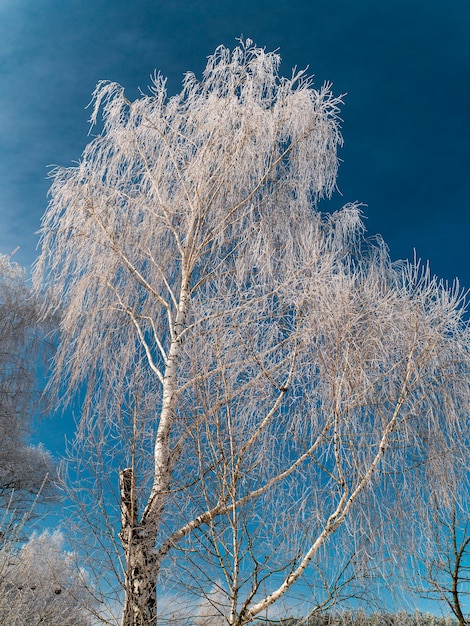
xmin=34 ymin=40 xmax=470 ymax=625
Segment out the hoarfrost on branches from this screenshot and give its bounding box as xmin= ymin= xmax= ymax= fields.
xmin=34 ymin=39 xmax=470 ymax=625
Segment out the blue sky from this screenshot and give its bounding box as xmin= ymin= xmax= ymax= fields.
xmin=1 ymin=0 xmax=469 ymax=288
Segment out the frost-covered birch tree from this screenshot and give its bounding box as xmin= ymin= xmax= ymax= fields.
xmin=34 ymin=40 xmax=470 ymax=625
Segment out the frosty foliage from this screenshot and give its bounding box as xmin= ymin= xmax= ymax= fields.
xmin=36 ymin=39 xmax=343 ymax=406
xmin=0 ymin=529 xmax=93 ymax=625
xmin=34 ymin=40 xmax=470 ymax=624
xmin=0 ymin=254 xmax=55 ymax=511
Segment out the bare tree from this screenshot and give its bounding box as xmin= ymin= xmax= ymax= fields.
xmin=34 ymin=40 xmax=470 ymax=625
xmin=408 ymin=465 xmax=470 ymax=625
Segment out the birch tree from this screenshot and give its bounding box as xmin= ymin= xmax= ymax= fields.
xmin=34 ymin=40 xmax=470 ymax=625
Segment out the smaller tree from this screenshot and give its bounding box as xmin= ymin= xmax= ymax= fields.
xmin=0 ymin=529 xmax=94 ymax=625
xmin=0 ymin=252 xmax=55 ymax=518
xmin=415 ymin=480 xmax=470 ymax=625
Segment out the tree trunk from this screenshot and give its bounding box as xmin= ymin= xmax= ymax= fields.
xmin=120 ymin=468 xmax=158 ymax=626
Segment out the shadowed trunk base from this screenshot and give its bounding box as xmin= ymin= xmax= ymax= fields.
xmin=120 ymin=468 xmax=158 ymax=626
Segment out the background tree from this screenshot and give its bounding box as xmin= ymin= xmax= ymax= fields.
xmin=409 ymin=466 xmax=470 ymax=625
xmin=0 ymin=252 xmax=55 ymax=523
xmin=34 ymin=40 xmax=470 ymax=625
xmin=0 ymin=528 xmax=94 ymax=625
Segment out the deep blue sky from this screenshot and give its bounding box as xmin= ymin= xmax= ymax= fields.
xmin=1 ymin=0 xmax=469 ymax=288
xmin=1 ymin=1 xmax=469 ymax=447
